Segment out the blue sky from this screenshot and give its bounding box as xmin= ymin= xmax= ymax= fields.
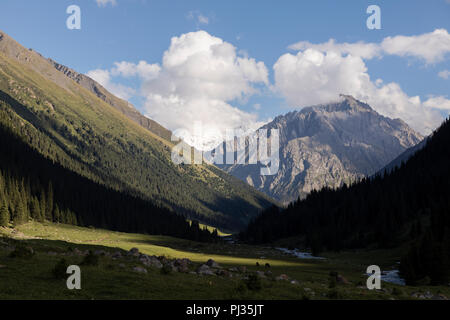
xmin=1 ymin=0 xmax=450 ymax=149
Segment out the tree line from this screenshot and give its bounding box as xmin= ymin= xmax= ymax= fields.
xmin=0 ymin=121 xmax=218 ymax=243
xmin=241 ymin=118 xmax=450 ymax=285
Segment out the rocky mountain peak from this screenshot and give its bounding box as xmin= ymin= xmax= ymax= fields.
xmin=219 ymin=97 xmax=423 ymax=204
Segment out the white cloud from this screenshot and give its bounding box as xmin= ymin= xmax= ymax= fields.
xmin=423 ymin=96 xmax=450 ymax=110
xmin=86 ymin=61 xmax=160 ymax=100
xmin=289 ymin=29 xmax=450 ymax=64
xmin=96 ymin=0 xmax=117 ymax=7
xmin=187 ymin=11 xmax=210 ymax=27
xmin=281 ymin=29 xmax=450 ymax=134
xmin=140 ymin=31 xmax=268 ymax=150
xmin=87 ymin=69 xmax=135 ymax=100
xmin=88 ymin=31 xmax=268 ymax=150
xmin=273 ymin=48 xmax=445 ymax=135
xmin=288 ymin=39 xmax=381 ymax=60
xmin=381 ymin=29 xmax=450 ymax=64
xmin=438 ymin=69 xmax=450 ymax=79
xmin=111 ymin=61 xmax=161 ymax=81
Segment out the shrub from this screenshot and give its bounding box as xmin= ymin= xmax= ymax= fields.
xmin=160 ymin=264 xmax=173 ymax=275
xmin=81 ymin=251 xmax=99 ymax=266
xmin=52 ymin=258 xmax=68 ymax=279
xmin=245 ymin=273 xmax=262 ymax=291
xmin=9 ymin=246 xmax=34 ymax=259
xmin=235 ymin=282 xmax=248 ymax=294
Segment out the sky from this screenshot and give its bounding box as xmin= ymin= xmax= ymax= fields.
xmin=1 ymin=0 xmax=450 ymax=149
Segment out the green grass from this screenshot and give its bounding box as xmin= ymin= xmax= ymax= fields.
xmin=0 ymin=222 xmax=449 ymax=300
xmin=188 ymin=220 xmax=232 ymax=237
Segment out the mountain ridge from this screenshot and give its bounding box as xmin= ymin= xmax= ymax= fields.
xmin=219 ymin=95 xmax=423 ymax=203
xmin=0 ymin=30 xmax=274 ymax=231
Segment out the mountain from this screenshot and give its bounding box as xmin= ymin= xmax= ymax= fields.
xmin=0 ymin=30 xmax=274 ymax=231
xmin=241 ymin=117 xmax=450 ymax=284
xmin=48 ymin=58 xmax=173 ymax=142
xmin=0 ymin=115 xmax=216 ymax=242
xmin=219 ymin=95 xmax=423 ymax=203
xmin=377 ymin=138 xmax=428 ymax=175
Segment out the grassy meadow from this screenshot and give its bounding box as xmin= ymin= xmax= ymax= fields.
xmin=0 ymin=222 xmax=449 ymax=300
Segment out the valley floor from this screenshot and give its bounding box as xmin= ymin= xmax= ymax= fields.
xmin=0 ymin=222 xmax=448 ymax=300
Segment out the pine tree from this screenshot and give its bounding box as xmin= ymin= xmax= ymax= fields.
xmin=53 ymin=204 xmax=60 ymax=223
xmin=30 ymin=197 xmax=42 ymax=221
xmin=40 ymin=190 xmax=46 ymax=221
xmin=46 ymin=183 xmax=53 ymax=221
xmin=0 ymin=200 xmax=9 ymax=227
xmin=13 ymin=198 xmax=26 ymax=225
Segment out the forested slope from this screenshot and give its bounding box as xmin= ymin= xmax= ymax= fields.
xmin=0 ymin=31 xmax=274 ymax=231
xmin=241 ymin=118 xmax=450 ymax=284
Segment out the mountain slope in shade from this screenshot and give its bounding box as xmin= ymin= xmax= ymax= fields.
xmin=219 ymin=95 xmax=423 ymax=203
xmin=376 ymin=138 xmax=428 ymax=175
xmin=0 ymin=30 xmax=274 ymax=231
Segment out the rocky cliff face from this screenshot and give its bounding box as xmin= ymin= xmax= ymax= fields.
xmin=48 ymin=59 xmax=173 ymax=142
xmin=219 ymin=95 xmax=423 ymax=203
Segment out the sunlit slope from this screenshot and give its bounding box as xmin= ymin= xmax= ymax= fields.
xmin=0 ymin=34 xmax=273 ymax=231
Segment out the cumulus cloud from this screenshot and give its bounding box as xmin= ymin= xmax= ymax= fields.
xmin=280 ymin=29 xmax=450 ymax=134
xmin=289 ymin=29 xmax=450 ymax=64
xmin=381 ymin=29 xmax=450 ymax=64
xmin=438 ymin=69 xmax=450 ymax=79
xmin=87 ymin=68 xmax=135 ymax=100
xmin=86 ymin=61 xmax=160 ymax=100
xmin=96 ymin=0 xmax=117 ymax=7
xmin=111 ymin=61 xmax=161 ymax=80
xmin=273 ymin=48 xmax=445 ymax=134
xmin=88 ymin=31 xmax=268 ymax=150
xmin=141 ymin=31 xmax=268 ymax=150
xmin=423 ymin=96 xmax=450 ymax=110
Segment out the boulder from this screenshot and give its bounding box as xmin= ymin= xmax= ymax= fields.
xmin=149 ymin=256 xmax=163 ymax=269
xmin=175 ymin=258 xmax=192 ymax=268
xmin=238 ymin=266 xmax=247 ymax=273
xmin=197 ymin=264 xmax=215 ymax=276
xmin=132 ymin=266 xmax=147 ymax=274
xmin=128 ymin=248 xmax=140 ymax=257
xmin=275 ymin=274 xmax=289 ymax=281
xmin=336 ymin=274 xmax=349 ymax=284
xmin=94 ymin=250 xmax=107 ymax=256
xmin=206 ymin=259 xmax=220 ymax=268
xmin=217 ymin=269 xmax=232 ymax=278
xmin=264 ymin=270 xmax=273 ymax=277
xmin=112 ymin=251 xmax=122 ymax=259
xmin=178 ymin=264 xmax=190 ymax=273
xmin=73 ymin=248 xmax=84 ymax=256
